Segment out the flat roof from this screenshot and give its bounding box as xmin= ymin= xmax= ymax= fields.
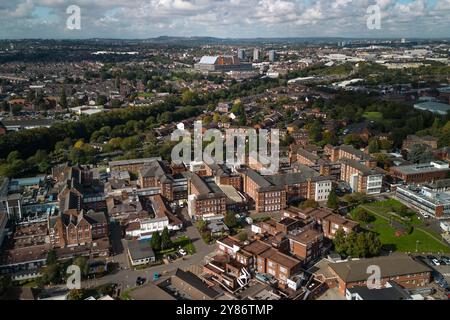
xmin=414 ymin=101 xmax=450 ymax=114
xmin=217 ymin=184 xmax=244 ymax=203
xmin=127 ymin=240 xmax=155 ymax=261
xmin=242 ymin=240 xmax=271 ymax=256
xmin=109 ymin=157 xmax=161 ymax=167
xmin=289 ymin=229 xmax=322 ymax=244
xmin=392 ymin=162 xmax=450 ymax=175
xmin=128 ymin=283 xmax=176 ymax=300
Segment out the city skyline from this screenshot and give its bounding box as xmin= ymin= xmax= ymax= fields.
xmin=1 ymin=0 xmax=450 ymax=39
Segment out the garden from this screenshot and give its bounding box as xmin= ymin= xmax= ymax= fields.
xmin=350 ymin=199 xmax=450 ymax=254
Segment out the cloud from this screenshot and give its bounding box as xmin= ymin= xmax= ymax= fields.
xmin=0 ymin=0 xmax=448 ymax=38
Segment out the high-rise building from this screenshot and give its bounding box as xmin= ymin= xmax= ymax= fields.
xmin=238 ymin=48 xmax=246 ymax=60
xmin=253 ymin=48 xmax=260 ymax=61
xmin=269 ymin=50 xmax=276 ymax=62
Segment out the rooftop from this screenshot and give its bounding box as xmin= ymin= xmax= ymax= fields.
xmin=244 ymin=169 xmax=272 ymax=188
xmin=127 ymin=240 xmax=155 ymax=261
xmin=329 ymin=254 xmax=432 ymax=283
xmin=173 ymin=269 xmax=221 ymax=299
xmin=414 ymin=101 xmax=450 ymax=115
xmin=347 ymin=282 xmax=412 ymax=300
xmin=392 ymin=162 xmax=450 ymax=175
xmin=289 ymin=229 xmax=322 ymax=244
xmin=340 ymin=158 xmax=385 ymax=176
xmin=109 ymin=157 xmax=162 ymax=167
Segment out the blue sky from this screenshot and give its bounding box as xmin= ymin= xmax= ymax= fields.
xmin=0 ymin=0 xmax=449 ymax=39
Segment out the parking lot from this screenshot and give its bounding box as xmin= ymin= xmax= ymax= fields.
xmin=413 ymin=254 xmax=450 ymax=293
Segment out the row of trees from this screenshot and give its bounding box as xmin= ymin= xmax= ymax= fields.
xmin=150 ymin=227 xmax=173 ymax=252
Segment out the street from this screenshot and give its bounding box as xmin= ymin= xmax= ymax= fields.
xmin=82 ymin=216 xmax=215 ymax=292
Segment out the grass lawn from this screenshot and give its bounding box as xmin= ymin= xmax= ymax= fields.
xmin=154 ymin=236 xmax=197 ymax=260
xmin=138 ymin=92 xmax=154 ymax=98
xmin=351 ymin=199 xmax=450 ymax=254
xmin=14 ymin=278 xmax=41 ymax=288
xmin=365 ymin=215 xmax=450 ymax=253
xmin=363 ymin=111 xmax=383 ymax=121
xmin=172 ymin=236 xmax=196 ymax=254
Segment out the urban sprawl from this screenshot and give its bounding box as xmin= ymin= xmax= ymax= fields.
xmin=0 ymin=38 xmax=450 ymax=301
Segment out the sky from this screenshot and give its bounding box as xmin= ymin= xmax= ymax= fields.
xmin=0 ymin=0 xmax=449 ymax=39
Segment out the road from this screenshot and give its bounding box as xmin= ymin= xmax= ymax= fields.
xmin=82 ymin=215 xmax=215 ymax=292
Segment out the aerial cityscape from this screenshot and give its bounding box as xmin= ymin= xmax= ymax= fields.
xmin=1 ymin=0 xmax=450 ymax=306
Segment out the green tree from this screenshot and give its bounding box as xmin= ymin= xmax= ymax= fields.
xmin=408 ymin=144 xmax=433 ymax=164
xmin=368 ymin=139 xmax=380 ymax=154
xmin=46 ymin=249 xmax=57 ymax=265
xmin=237 ymin=231 xmax=248 ymax=242
xmin=68 ymin=289 xmax=87 ymax=300
xmin=181 ymin=90 xmax=197 ymax=106
xmin=150 ymin=231 xmax=162 ymax=251
xmin=352 ymin=207 xmax=375 ymax=223
xmin=60 ymin=87 xmax=67 ymax=109
xmin=201 ymin=230 xmax=213 ymax=244
xmin=379 ymin=139 xmax=393 ymax=151
xmin=97 ymin=95 xmax=107 ymax=106
xmin=161 ymin=227 xmax=172 ymax=250
xmin=365 ymin=232 xmax=382 ymax=256
xmin=196 ymin=220 xmax=208 ymax=233
xmin=333 ymin=228 xmax=348 ymax=255
xmin=73 ymin=256 xmax=89 ymax=278
xmin=300 ymin=199 xmax=319 ymax=209
xmin=327 ymin=187 xmax=339 ymax=210
xmin=0 ymin=275 xmax=12 ymax=297
xmin=343 ymin=134 xmax=364 ymax=148
xmin=42 ymin=263 xmax=62 ymax=285
xmin=7 ymin=151 xmax=21 ymax=163
xmin=224 ymin=212 xmax=238 ymax=228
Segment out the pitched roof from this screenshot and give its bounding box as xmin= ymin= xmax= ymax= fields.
xmin=244 ymin=169 xmax=272 ymax=188
xmin=329 ymin=255 xmax=432 ymax=283
xmin=339 ymin=158 xmax=385 ymax=176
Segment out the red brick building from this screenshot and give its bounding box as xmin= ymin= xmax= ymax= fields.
xmin=240 ymin=169 xmax=286 ymax=213
xmin=390 ymin=161 xmax=450 ymax=184
xmin=329 ymin=255 xmax=432 ymax=296
xmin=48 ymin=210 xmax=108 ymax=248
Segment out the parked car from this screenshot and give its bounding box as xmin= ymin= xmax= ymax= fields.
xmin=136 ymin=277 xmax=146 ymax=286
xmin=179 ymin=249 xmax=187 ymax=256
xmin=432 ymin=259 xmax=441 ymax=266
xmin=442 ymin=256 xmax=450 ymax=265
